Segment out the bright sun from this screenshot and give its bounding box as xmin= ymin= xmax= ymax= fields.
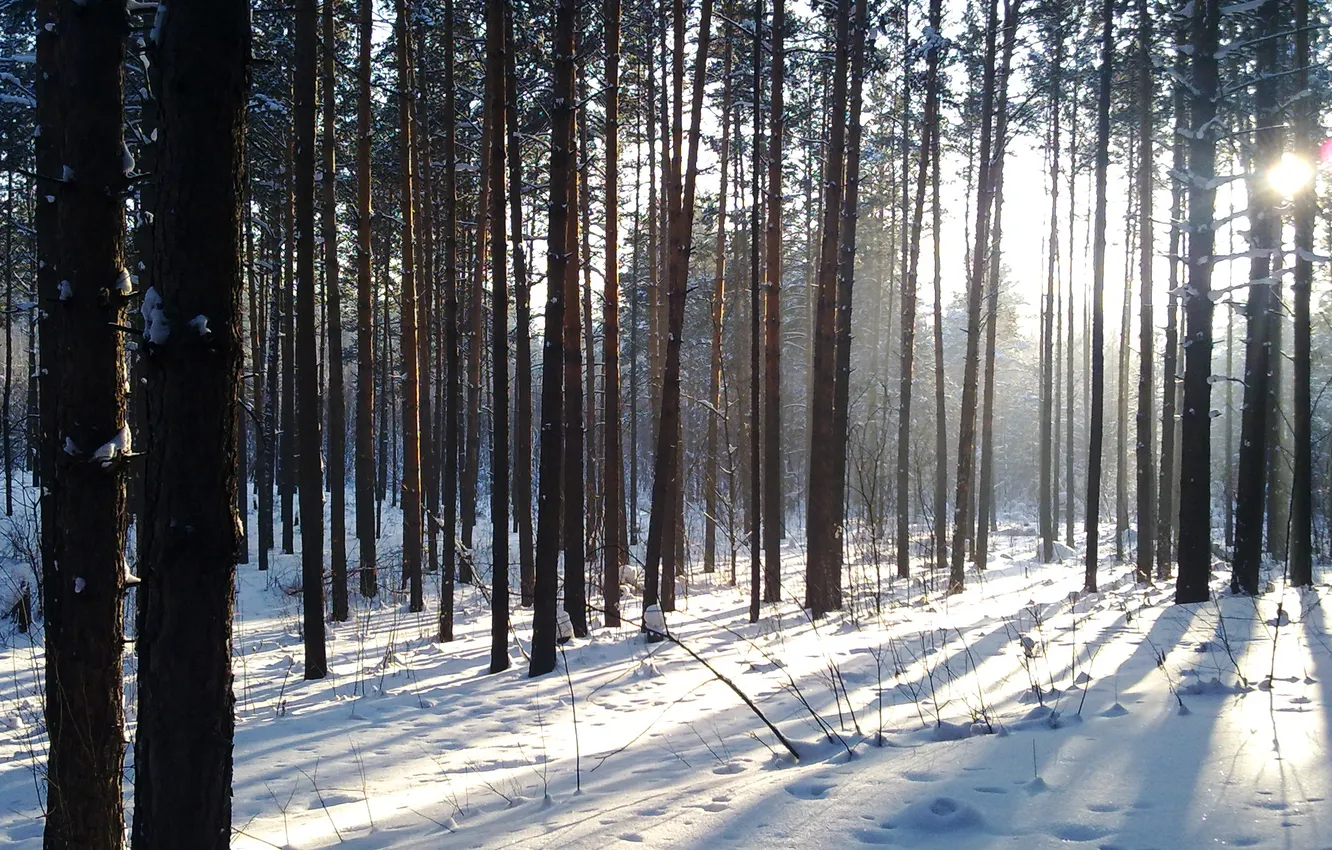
xmin=1269 ymin=151 xmax=1315 ymax=199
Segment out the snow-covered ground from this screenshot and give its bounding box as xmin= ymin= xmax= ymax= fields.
xmin=1 ymin=503 xmax=1329 ymax=849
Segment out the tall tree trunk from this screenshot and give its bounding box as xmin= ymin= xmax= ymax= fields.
xmin=439 ymin=0 xmax=460 ymax=639
xmin=643 ymin=0 xmax=715 ymax=613
xmin=1065 ymin=72 xmax=1079 ymax=548
xmin=1083 ymin=0 xmax=1112 ymax=593
xmin=975 ymin=0 xmax=1020 ymax=571
xmin=1039 ymin=27 xmax=1062 ymax=563
xmin=948 ymin=0 xmax=1000 ymax=594
xmin=747 ymin=0 xmax=763 ymax=623
xmin=828 ymin=0 xmax=868 ymax=614
xmin=132 ymin=0 xmax=248 ymax=841
xmin=1175 ymin=0 xmax=1220 ymax=604
xmin=395 ymin=0 xmax=424 ymax=613
xmin=42 ymin=0 xmax=129 ymax=841
xmin=900 ymin=0 xmax=944 ymax=579
xmin=1290 ymin=0 xmax=1314 ymax=586
xmin=486 ymin=0 xmax=511 ymax=672
xmin=1232 ymin=0 xmax=1280 ymax=596
xmin=1134 ymin=0 xmax=1155 ymax=583
xmin=704 ymin=4 xmax=727 ymax=580
xmin=532 ymin=0 xmax=576 ymax=675
xmin=806 ymin=0 xmax=851 ymax=617
xmin=930 ymin=48 xmax=947 ymax=577
xmin=564 ymin=102 xmax=588 ymax=635
xmin=762 ymin=0 xmax=784 ymax=603
xmin=280 ymin=139 xmax=296 ymax=555
xmin=509 ymin=4 xmax=536 ymax=607
xmin=295 ymin=0 xmax=329 ymax=673
xmin=463 ymin=102 xmax=491 ymax=572
xmin=355 ymin=0 xmax=377 ymax=598
xmin=323 ymin=0 xmax=348 ymax=621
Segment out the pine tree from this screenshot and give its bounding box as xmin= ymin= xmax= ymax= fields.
xmin=132 ymin=1 xmax=249 ymax=843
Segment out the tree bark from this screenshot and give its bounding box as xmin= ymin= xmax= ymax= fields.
xmin=295 ymin=0 xmax=328 ymax=672
xmin=947 ymin=0 xmax=1000 ymax=594
xmin=1290 ymin=0 xmax=1314 ymax=585
xmin=487 ymin=0 xmax=511 ymax=672
xmin=41 ymin=0 xmax=129 ymax=842
xmin=762 ymin=0 xmax=784 ymax=603
xmin=132 ymin=0 xmax=248 ymax=842
xmin=1232 ymin=0 xmax=1280 ymax=596
xmin=1134 ymin=0 xmax=1155 ymax=584
xmin=531 ymin=0 xmax=576 ymax=677
xmin=806 ymin=0 xmax=851 ymax=617
xmin=1175 ymin=0 xmax=1220 ymax=604
xmin=395 ymin=0 xmax=424 ymax=613
xmin=509 ymin=4 xmax=536 ymax=607
xmin=355 ymin=0 xmax=377 ymax=598
xmin=322 ymin=0 xmax=348 ymax=621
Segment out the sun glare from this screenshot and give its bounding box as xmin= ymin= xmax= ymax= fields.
xmin=1269 ymin=151 xmax=1315 ymax=199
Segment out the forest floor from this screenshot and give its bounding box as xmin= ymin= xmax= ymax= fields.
xmin=0 ymin=501 xmax=1330 ymax=849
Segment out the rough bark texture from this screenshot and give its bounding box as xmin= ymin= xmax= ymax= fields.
xmin=1232 ymin=0 xmax=1280 ymax=596
xmin=1290 ymin=0 xmax=1314 ymax=586
xmin=1084 ymin=0 xmax=1112 ymax=593
xmin=762 ymin=0 xmax=784 ymax=603
xmin=355 ymin=0 xmax=377 ymax=598
xmin=487 ymin=0 xmax=511 ymax=672
xmin=805 ymin=0 xmax=850 ymax=617
xmin=531 ymin=0 xmax=575 ymax=677
xmin=42 ymin=0 xmax=129 ymax=844
xmin=1175 ymin=0 xmax=1219 ymax=604
xmin=295 ymin=0 xmax=328 ymax=673
xmin=603 ymin=0 xmax=625 ymax=622
xmin=395 ymin=0 xmax=424 ymax=613
xmin=1134 ymin=0 xmax=1155 ymax=584
xmin=132 ymin=0 xmax=249 ymax=843
xmin=947 ymin=0 xmax=999 ymax=594
xmin=323 ymin=0 xmax=347 ymax=621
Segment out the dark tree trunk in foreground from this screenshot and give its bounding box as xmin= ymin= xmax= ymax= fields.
xmin=748 ymin=0 xmax=763 ymax=623
xmin=1232 ymin=0 xmax=1280 ymax=597
xmin=509 ymin=4 xmax=536 ymax=608
xmin=1290 ymin=0 xmax=1314 ymax=586
xmin=762 ymin=0 xmax=784 ymax=603
xmin=132 ymin=0 xmax=249 ymax=844
xmin=42 ymin=0 xmax=130 ymax=843
xmin=829 ymin=0 xmax=868 ymax=612
xmin=1038 ymin=25 xmax=1061 ymax=564
xmin=948 ymin=0 xmax=999 ymax=594
xmin=603 ymin=0 xmax=625 ymax=623
xmin=806 ymin=0 xmax=850 ymax=617
xmin=564 ymin=108 xmax=587 ymax=635
xmin=487 ymin=0 xmax=511 ymax=672
xmin=1176 ymin=0 xmax=1220 ymax=604
xmin=295 ymin=0 xmax=328 ymax=675
xmin=1083 ymin=0 xmax=1112 ymax=593
xmin=1134 ymin=0 xmax=1155 ymax=584
xmin=703 ymin=30 xmax=730 ymax=578
xmin=1156 ymin=9 xmax=1185 ymax=581
xmin=355 ymin=0 xmax=377 ymax=598
xmin=323 ymin=0 xmax=348 ymax=621
xmin=395 ymin=0 xmax=424 ymax=612
xmin=643 ymin=0 xmax=714 ymax=615
xmin=531 ymin=0 xmax=576 ymax=677
xmin=899 ymin=0 xmax=943 ymax=580
xmin=440 ymin=0 xmax=460 ymax=639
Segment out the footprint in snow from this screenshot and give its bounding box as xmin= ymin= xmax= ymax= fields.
xmin=903 ymin=770 xmax=941 ymax=783
xmin=851 ymin=827 xmax=895 ymax=845
xmin=786 ymin=781 xmax=835 ymax=800
xmin=713 ymin=762 xmax=745 ymax=775
xmin=973 ymin=786 xmax=1007 ymax=795
xmin=1086 ymin=802 xmax=1120 ymax=813
xmin=619 ymin=832 xmax=645 ymax=843
xmin=1047 ymin=823 xmax=1112 ymax=841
